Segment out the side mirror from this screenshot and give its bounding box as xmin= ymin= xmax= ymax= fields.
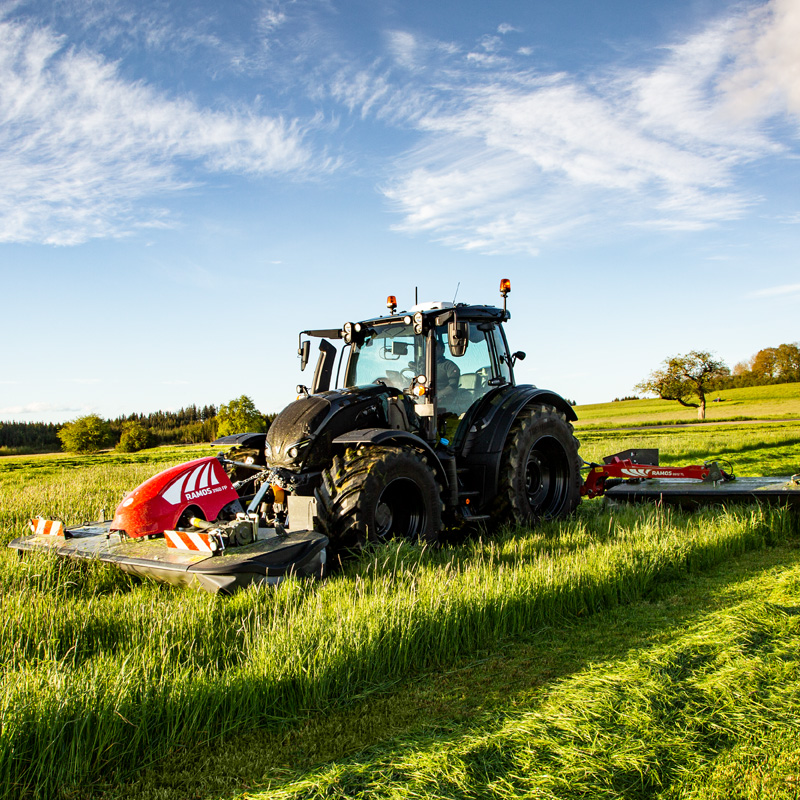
xmin=513 ymin=350 xmax=526 ymax=363
xmin=312 ymin=339 xmax=337 ymax=393
xmin=299 ymin=339 xmax=311 ymax=371
xmin=448 ymin=317 xmax=469 ymax=357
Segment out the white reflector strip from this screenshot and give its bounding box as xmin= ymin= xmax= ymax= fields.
xmin=164 ymin=530 xmax=216 ymax=552
xmin=29 ymin=518 xmax=65 ymax=536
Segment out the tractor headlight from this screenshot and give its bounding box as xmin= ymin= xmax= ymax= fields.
xmin=286 ymin=439 xmax=312 ymax=462
xmin=413 ymin=312 xmax=423 ymax=334
xmin=343 ymin=322 xmax=353 ymax=344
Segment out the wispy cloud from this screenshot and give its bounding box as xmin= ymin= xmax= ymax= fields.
xmin=372 ymin=0 xmax=800 ymax=254
xmin=0 ymin=18 xmax=326 ymax=245
xmin=0 ymin=401 xmax=86 ymax=417
xmin=751 ymin=282 xmax=800 ymax=298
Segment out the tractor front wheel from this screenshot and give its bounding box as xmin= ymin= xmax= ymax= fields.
xmin=316 ymin=445 xmax=442 ymax=551
xmin=495 ymin=404 xmax=581 ymax=527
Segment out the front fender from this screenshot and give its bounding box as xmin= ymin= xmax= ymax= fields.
xmin=332 ymin=428 xmax=449 ymax=492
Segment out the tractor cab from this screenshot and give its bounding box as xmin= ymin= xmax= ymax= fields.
xmin=298 ymin=282 xmax=524 ymax=446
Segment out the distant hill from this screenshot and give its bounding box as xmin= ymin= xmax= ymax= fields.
xmin=575 ymin=383 xmax=800 ymax=428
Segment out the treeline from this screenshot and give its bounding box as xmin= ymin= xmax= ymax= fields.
xmin=110 ymin=405 xmax=220 ymax=446
xmin=0 ymin=422 xmax=62 ymax=452
xmin=723 ymin=342 xmax=800 ymax=389
xmin=0 ymin=404 xmax=220 ymax=454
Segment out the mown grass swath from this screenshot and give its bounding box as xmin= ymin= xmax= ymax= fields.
xmin=255 ymin=550 xmax=800 ymax=800
xmin=1 ymin=500 xmax=797 ymax=799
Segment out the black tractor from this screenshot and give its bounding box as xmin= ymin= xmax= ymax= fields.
xmin=224 ymin=280 xmax=581 ymax=550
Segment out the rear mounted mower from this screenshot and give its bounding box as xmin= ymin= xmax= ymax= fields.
xmin=582 ymin=449 xmax=800 ymax=510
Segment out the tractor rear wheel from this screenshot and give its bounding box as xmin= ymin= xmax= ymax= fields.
xmin=495 ymin=404 xmax=581 ymax=527
xmin=316 ymin=445 xmax=442 ymax=550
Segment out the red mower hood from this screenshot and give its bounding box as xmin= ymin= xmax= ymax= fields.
xmin=112 ymin=457 xmax=240 ymax=538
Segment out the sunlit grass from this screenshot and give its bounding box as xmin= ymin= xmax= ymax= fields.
xmin=0 ymin=428 xmax=798 ymax=798
xmin=577 ymin=421 xmax=800 ymax=477
xmin=1 ymin=504 xmax=796 ymax=799
xmin=575 ymin=381 xmax=800 ymax=426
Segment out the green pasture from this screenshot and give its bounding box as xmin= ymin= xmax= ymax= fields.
xmin=0 ymin=420 xmax=798 ymax=799
xmin=575 ymin=381 xmax=800 ymax=427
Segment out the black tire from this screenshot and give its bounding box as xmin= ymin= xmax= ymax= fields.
xmin=495 ymin=404 xmax=581 ymax=527
xmin=316 ymin=445 xmax=442 ymax=550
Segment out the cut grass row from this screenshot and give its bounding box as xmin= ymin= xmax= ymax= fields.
xmin=217 ymin=544 xmax=799 ymax=800
xmin=1 ymin=504 xmax=797 ymax=799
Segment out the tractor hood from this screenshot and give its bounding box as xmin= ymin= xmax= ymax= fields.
xmin=265 ymin=386 xmax=396 ymax=471
xmin=266 ymin=395 xmax=331 ymax=469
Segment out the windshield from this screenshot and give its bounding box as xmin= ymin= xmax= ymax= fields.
xmin=344 ymin=322 xmax=425 ymax=389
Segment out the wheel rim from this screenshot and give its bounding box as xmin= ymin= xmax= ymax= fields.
xmin=374 ymin=477 xmax=427 ymax=540
xmin=525 ymin=436 xmax=571 ymax=517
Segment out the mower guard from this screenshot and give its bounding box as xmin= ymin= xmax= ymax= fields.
xmin=604 ymin=474 xmax=800 ymax=510
xmin=9 ymin=523 xmax=328 ymax=594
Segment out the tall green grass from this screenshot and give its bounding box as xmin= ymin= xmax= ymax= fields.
xmin=0 ymin=504 xmax=796 ymax=799
xmin=257 ymin=551 xmax=800 ymax=800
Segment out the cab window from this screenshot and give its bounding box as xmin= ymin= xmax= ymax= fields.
xmin=344 ymin=322 xmax=422 ymax=389
xmin=435 ymin=322 xmax=502 ymax=416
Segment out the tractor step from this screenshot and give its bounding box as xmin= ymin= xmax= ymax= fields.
xmin=460 ymin=505 xmax=491 ymax=522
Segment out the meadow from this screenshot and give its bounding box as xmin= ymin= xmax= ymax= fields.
xmin=0 ymin=415 xmax=798 ymax=799
xmin=575 ymin=381 xmax=800 ymax=427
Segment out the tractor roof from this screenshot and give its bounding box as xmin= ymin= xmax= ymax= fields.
xmin=358 ymin=302 xmax=508 ymax=327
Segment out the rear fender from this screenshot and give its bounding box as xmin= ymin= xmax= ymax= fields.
xmin=457 ymin=386 xmax=577 ymax=509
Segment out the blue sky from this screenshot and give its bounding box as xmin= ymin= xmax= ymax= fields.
xmin=1 ymin=0 xmax=798 ymax=423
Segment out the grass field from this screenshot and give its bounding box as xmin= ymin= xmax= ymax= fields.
xmin=0 ymin=408 xmax=798 ymax=800
xmin=575 ymin=382 xmax=800 ymax=427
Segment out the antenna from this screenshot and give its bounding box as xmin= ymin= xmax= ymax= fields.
xmin=415 ymin=286 xmax=418 ymax=305
xmin=452 ymin=282 xmax=460 ymax=305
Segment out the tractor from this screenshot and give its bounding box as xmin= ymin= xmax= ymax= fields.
xmin=224 ymin=278 xmax=582 ymax=550
xmin=12 ymin=279 xmax=799 ymax=592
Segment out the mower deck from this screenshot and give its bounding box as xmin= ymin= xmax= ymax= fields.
xmin=604 ymin=474 xmax=800 ymax=510
xmin=9 ymin=523 xmax=328 ymax=594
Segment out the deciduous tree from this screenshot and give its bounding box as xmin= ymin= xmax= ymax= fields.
xmin=117 ymin=421 xmax=154 ymax=452
xmin=57 ymin=414 xmax=112 ymax=453
xmin=216 ymin=395 xmax=268 ymax=436
xmin=636 ymin=351 xmax=729 ymax=420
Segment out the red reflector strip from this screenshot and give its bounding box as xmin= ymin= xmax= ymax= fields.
xmin=164 ymin=530 xmax=217 ymax=552
xmin=29 ymin=517 xmax=65 ymax=537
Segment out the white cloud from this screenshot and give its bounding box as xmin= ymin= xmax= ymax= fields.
xmin=0 ymin=19 xmax=323 ymax=245
xmin=0 ymin=401 xmax=85 ymax=416
xmin=374 ymin=2 xmax=800 ymax=254
xmin=751 ymin=282 xmax=800 ymax=298
xmin=719 ymin=0 xmax=800 ymax=120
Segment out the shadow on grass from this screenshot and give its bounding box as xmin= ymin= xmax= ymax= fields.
xmin=99 ymin=543 xmax=800 ymax=800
